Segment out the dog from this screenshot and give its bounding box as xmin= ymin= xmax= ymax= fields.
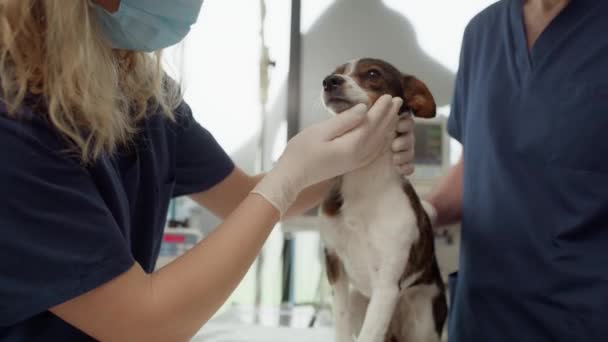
xmin=318 ymin=58 xmax=447 ymax=342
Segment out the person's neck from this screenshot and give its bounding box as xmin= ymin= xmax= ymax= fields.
xmin=525 ymin=0 xmax=570 ymax=13
xmin=522 ymin=0 xmax=570 ymax=49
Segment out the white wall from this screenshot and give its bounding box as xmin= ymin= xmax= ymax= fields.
xmin=162 ymin=1 xmax=263 ymax=225
xmin=165 ymin=1 xmax=263 ymax=175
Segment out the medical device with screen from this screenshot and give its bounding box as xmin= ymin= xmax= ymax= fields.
xmin=410 ymin=116 xmax=450 ymax=184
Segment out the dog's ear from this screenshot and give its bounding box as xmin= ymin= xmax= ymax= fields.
xmin=401 ymin=75 xmax=436 ymax=118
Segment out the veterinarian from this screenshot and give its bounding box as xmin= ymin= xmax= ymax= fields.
xmin=422 ymin=0 xmax=608 ymax=340
xmin=0 ymin=0 xmax=417 ymax=340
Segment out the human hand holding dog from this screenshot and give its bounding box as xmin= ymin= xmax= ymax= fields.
xmin=252 ymin=95 xmax=403 ymax=216
xmin=391 ymin=115 xmax=440 ymax=225
xmin=392 ymin=114 xmax=416 ymax=175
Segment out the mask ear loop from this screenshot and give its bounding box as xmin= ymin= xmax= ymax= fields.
xmin=86 ymin=0 xmax=119 ymax=53
xmin=88 ymin=0 xmax=122 ymax=14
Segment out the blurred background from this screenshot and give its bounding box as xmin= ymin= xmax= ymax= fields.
xmin=157 ymin=0 xmax=498 ymax=340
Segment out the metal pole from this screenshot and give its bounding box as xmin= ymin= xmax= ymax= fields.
xmin=254 ymin=0 xmax=272 ymax=313
xmin=281 ymin=0 xmax=301 ymax=306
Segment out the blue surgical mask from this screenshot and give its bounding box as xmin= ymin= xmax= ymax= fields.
xmin=93 ymin=0 xmax=204 ymax=52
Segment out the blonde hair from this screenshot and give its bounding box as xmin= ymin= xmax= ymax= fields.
xmin=0 ymin=0 xmax=181 ymax=163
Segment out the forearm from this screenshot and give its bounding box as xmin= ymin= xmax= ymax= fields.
xmin=52 ymin=193 xmax=281 ymax=342
xmin=425 ymin=154 xmax=463 ymax=227
xmin=150 ymin=193 xmax=279 ymax=339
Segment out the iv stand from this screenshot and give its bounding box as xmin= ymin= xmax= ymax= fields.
xmin=253 ymin=0 xmax=274 ymax=317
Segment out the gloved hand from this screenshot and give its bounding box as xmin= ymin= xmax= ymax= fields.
xmin=391 ymin=114 xmax=416 ymax=175
xmin=252 ymin=95 xmax=403 ymax=216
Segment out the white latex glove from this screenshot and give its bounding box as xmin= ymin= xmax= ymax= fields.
xmin=252 ymin=95 xmax=403 ymax=216
xmin=391 ymin=114 xmax=415 ymax=175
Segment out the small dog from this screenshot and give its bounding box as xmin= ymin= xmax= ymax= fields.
xmin=319 ymin=58 xmax=447 ymax=342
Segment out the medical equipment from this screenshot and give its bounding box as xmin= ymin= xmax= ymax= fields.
xmin=155 ymin=227 xmax=203 ymax=270
xmin=253 ymin=0 xmax=277 ymax=310
xmin=409 ymin=115 xmax=450 ymax=196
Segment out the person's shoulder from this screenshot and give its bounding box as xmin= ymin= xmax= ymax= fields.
xmin=161 ymin=99 xmax=201 ymax=133
xmin=458 ymin=0 xmax=511 ymax=58
xmin=1 ymin=99 xmax=38 ymax=137
xmin=464 ymin=0 xmax=510 ymax=38
xmin=0 ymin=99 xmax=69 ymax=162
xmin=470 ymin=0 xmax=509 ymax=26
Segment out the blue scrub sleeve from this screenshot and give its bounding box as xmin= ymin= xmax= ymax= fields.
xmin=0 ymin=118 xmax=135 ymax=327
xmin=447 ymin=24 xmax=473 ymax=143
xmin=447 ymin=79 xmax=464 ymax=143
xmin=172 ymin=102 xmax=235 ymax=197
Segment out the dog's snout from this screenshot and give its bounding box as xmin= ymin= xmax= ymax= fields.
xmin=323 ymin=75 xmax=345 ymax=92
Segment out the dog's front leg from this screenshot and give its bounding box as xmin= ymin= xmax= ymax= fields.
xmin=355 ymin=284 xmax=400 ymax=342
xmin=324 ymin=249 xmax=352 ymax=342
xmin=332 ymin=272 xmax=352 ymax=342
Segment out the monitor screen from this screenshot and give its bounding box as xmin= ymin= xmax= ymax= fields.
xmin=413 ymin=124 xmax=443 ymax=166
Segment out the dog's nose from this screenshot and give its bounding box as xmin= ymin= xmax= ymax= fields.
xmin=323 ymin=75 xmax=345 ymax=92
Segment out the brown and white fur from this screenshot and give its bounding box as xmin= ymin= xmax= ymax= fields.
xmin=319 ymin=58 xmax=447 ymax=342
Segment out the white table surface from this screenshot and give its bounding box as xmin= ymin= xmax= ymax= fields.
xmin=194 ymin=323 xmax=334 ymax=342
xmin=193 ymin=305 xmax=335 ymax=342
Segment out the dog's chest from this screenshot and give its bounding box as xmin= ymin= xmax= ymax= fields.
xmin=320 ymin=154 xmax=419 ymax=296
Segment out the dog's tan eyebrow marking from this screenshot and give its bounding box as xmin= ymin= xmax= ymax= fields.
xmin=334 ymin=64 xmax=347 ymax=75
xmin=344 ymin=59 xmax=359 ymax=75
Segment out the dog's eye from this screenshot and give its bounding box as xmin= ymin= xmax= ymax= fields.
xmin=366 ymin=70 xmax=380 ymax=79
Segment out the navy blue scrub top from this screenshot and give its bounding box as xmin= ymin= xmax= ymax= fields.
xmin=0 ymin=97 xmax=234 ymax=340
xmin=447 ymin=0 xmax=608 ymax=341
